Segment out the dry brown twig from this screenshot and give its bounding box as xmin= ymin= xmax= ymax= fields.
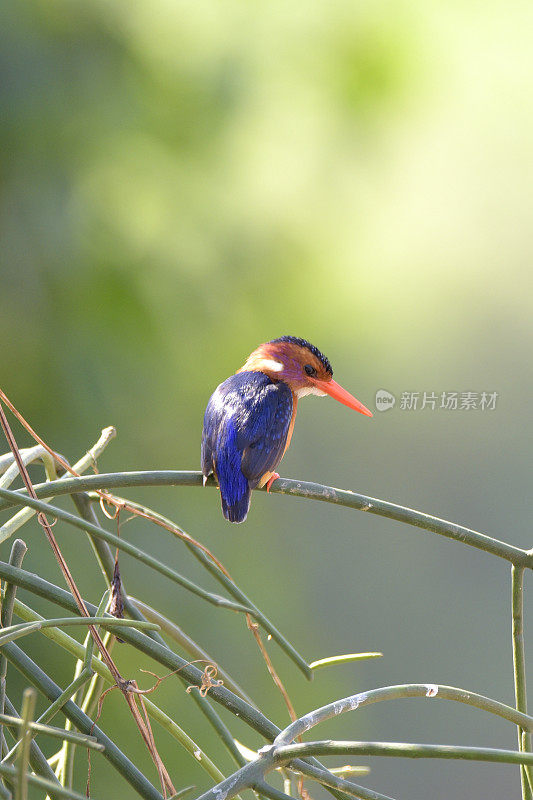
xmin=246 ymin=616 xmax=297 ymax=721
xmin=0 ymin=394 xmax=176 ymax=796
xmin=89 ymin=660 xmax=222 ymax=797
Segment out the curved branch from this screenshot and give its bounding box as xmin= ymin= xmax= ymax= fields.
xmin=274 ymin=684 xmax=533 ymax=747
xmin=0 ymin=471 xmax=527 ymax=565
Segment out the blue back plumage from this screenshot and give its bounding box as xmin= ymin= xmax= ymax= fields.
xmin=201 ymin=372 xmax=293 ymax=523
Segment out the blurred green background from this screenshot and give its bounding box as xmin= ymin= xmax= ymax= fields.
xmin=1 ymin=1 xmax=532 ymax=797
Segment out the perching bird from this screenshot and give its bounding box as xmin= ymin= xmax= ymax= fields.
xmin=201 ymin=336 xmax=372 ymax=523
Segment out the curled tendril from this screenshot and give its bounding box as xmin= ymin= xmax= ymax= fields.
xmin=187 ymin=665 xmax=223 ymax=697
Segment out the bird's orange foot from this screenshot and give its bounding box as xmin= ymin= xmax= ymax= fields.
xmin=265 ymin=473 xmax=280 ymax=493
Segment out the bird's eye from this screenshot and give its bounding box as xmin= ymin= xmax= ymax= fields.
xmin=304 ymin=364 xmax=317 ymax=377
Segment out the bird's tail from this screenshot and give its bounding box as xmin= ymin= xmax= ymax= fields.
xmin=216 ymin=422 xmax=252 ymax=523
xmin=220 ymin=488 xmax=251 ymax=523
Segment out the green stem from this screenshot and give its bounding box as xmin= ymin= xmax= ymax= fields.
xmin=277 ymin=739 xmax=533 ymax=764
xmin=0 ymin=616 xmax=159 ymax=647
xmin=142 ymin=696 xmax=227 ymax=786
xmin=0 ymin=539 xmax=27 ymax=781
xmin=0 ymin=472 xmax=527 ymax=565
xmin=192 ymin=748 xmax=393 ymax=800
xmin=309 ymin=653 xmax=382 ymax=670
xmin=15 ymin=688 xmax=36 ymax=800
xmin=254 ymin=782 xmax=300 ymax=800
xmin=524 ymin=733 xmax=533 ymax=796
xmin=512 ymin=565 xmax=532 ymax=800
xmin=80 ymin=650 xmax=110 ymax=720
xmin=187 ymin=688 xmax=246 ymax=769
xmin=39 ymin=668 xmax=93 ymax=729
xmin=0 ymin=713 xmax=102 ymax=749
xmin=58 ymin=589 xmax=110 ymax=787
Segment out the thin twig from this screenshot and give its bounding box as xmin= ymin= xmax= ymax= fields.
xmin=246 ymin=616 xmax=297 ymax=723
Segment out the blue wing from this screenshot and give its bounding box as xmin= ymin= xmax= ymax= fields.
xmin=201 ymin=372 xmax=293 ymax=522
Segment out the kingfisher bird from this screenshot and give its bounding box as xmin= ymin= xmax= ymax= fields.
xmin=201 ymin=336 xmax=372 ymax=523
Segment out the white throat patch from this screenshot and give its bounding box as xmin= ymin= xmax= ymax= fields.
xmin=258 ymin=358 xmax=284 ymax=372
xmin=296 ymin=385 xmax=327 ymax=398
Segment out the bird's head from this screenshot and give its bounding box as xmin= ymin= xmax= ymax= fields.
xmin=237 ymin=335 xmax=372 ymax=417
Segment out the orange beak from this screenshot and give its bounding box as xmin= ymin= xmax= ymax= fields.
xmin=312 ymin=378 xmax=373 ymax=417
